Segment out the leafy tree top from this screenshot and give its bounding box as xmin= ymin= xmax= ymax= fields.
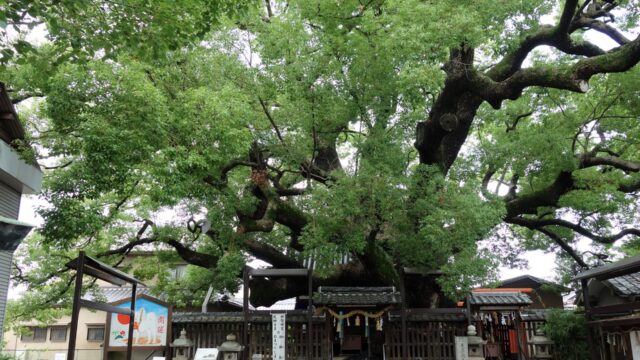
xmin=2 ymin=0 xmax=640 ymax=322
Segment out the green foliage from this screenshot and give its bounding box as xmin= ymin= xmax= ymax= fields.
xmin=543 ymin=309 xmax=589 ymax=360
xmin=1 ymin=0 xmax=256 ymax=65
xmin=439 ymin=248 xmax=500 ymax=300
xmin=2 ymin=0 xmax=640 ymax=324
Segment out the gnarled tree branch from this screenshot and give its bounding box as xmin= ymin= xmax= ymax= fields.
xmin=508 ymin=216 xmax=640 ymax=245
xmin=578 ymin=153 xmax=640 ymax=173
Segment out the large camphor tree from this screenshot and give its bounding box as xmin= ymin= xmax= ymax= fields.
xmin=2 ymin=0 xmax=640 ymax=319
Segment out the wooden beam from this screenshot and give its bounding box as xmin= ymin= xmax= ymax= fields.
xmin=582 ymin=279 xmax=598 ymax=360
xmin=587 ymin=315 xmax=640 ymax=327
xmin=126 ymin=283 xmax=136 ymax=360
xmin=66 ymin=255 xmax=144 ymax=286
xmin=79 ymin=299 xmax=133 ymax=316
xmin=586 ymin=301 xmax=640 ymax=316
xmin=478 ymin=306 xmax=521 ymax=311
xmin=574 ymin=254 xmax=640 ymax=281
xmin=67 ymin=252 xmax=85 ymax=360
xmin=243 ymin=268 xmax=249 ymax=360
xmin=249 ymin=268 xmax=309 ymax=277
xmin=79 ymin=266 xmax=127 ymax=286
xmin=307 ymin=270 xmax=312 ymax=360
xmin=400 ymin=269 xmax=407 ymax=360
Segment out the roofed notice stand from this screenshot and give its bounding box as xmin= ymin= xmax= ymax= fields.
xmin=243 ymin=268 xmax=312 ymax=360
xmin=65 ymin=251 xmax=146 ymax=360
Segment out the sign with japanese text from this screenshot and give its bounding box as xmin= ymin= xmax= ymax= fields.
xmin=108 ymin=296 xmax=169 ymax=348
xmin=271 ymin=313 xmax=286 ymax=360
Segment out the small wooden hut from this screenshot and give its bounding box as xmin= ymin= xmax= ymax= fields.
xmin=575 ymin=255 xmax=640 ymax=360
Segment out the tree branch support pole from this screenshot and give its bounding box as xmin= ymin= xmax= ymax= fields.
xmin=67 ymin=251 xmax=85 ymax=360
xmin=514 ymin=310 xmax=523 ymax=360
xmin=243 ymin=268 xmax=250 ymax=360
xmin=466 ymin=295 xmax=472 ymax=327
xmin=127 ymin=282 xmax=136 ymax=360
xmin=400 ymin=269 xmax=407 ymax=360
xmin=307 ymin=270 xmax=313 ymax=360
xmin=582 ymin=278 xmax=598 ymax=360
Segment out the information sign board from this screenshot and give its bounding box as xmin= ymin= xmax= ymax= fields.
xmin=107 ymin=295 xmax=170 ymax=349
xmin=271 ymin=314 xmax=286 ymax=360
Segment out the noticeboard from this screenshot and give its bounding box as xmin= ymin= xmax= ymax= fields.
xmin=105 ymin=294 xmax=172 ymax=351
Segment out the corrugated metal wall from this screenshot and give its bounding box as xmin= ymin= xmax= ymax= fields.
xmin=0 ymin=181 xmax=21 ymax=343
xmin=0 ymin=251 xmax=13 ymax=343
xmin=0 ymin=181 xmax=20 ymax=219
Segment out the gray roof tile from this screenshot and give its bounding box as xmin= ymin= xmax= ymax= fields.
xmin=468 ymin=292 xmax=532 ymax=306
xmin=388 ymin=309 xmax=468 ymax=322
xmin=520 ymin=309 xmax=548 ymax=321
xmin=313 ymin=286 xmax=401 ymax=305
xmin=173 ymin=311 xmax=324 ymax=324
xmin=214 ymin=293 xmax=254 ymax=310
xmin=606 ymin=272 xmax=640 ymax=297
xmin=87 ymin=286 xmax=154 ymax=303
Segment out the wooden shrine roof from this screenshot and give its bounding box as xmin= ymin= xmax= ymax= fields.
xmin=312 ymin=286 xmax=401 ymax=305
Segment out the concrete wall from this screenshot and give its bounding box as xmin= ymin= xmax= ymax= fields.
xmin=3 ymin=308 xmax=106 ymax=360
xmin=3 ymin=293 xmax=170 ymax=360
xmin=0 ymin=140 xmax=42 ymax=195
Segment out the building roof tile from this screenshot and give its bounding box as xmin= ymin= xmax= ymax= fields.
xmin=520 ymin=309 xmax=548 ymax=321
xmin=605 ymin=272 xmax=640 ymax=297
xmin=313 ymin=286 xmax=401 ymax=305
xmin=173 ymin=311 xmax=324 ymax=324
xmin=87 ymin=286 xmax=154 ymax=303
xmin=468 ymin=291 xmax=532 ymax=306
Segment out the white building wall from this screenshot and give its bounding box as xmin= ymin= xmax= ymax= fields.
xmin=3 ymin=308 xmax=107 ymax=360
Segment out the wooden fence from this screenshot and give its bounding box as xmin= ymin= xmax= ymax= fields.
xmin=384 ymin=321 xmax=467 ymax=360
xmin=383 ymin=309 xmax=468 ymax=360
xmin=173 ymin=309 xmax=556 ymax=360
xmin=172 ymin=311 xmax=327 ymax=360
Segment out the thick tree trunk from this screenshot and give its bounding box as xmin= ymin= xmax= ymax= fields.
xmin=415 ymin=47 xmax=483 ymax=171
xmin=248 ymin=263 xmax=385 ymax=306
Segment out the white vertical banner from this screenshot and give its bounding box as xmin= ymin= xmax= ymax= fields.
xmin=272 ymin=313 xmax=286 ymax=360
xmin=631 ymin=331 xmax=640 ymax=360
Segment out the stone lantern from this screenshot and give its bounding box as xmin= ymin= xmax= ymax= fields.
xmin=530 ymin=328 xmax=553 ymax=359
xmin=172 ymin=328 xmax=194 ymax=360
xmin=217 ymin=334 xmax=244 ymax=360
xmin=467 ymin=325 xmax=486 ymax=360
